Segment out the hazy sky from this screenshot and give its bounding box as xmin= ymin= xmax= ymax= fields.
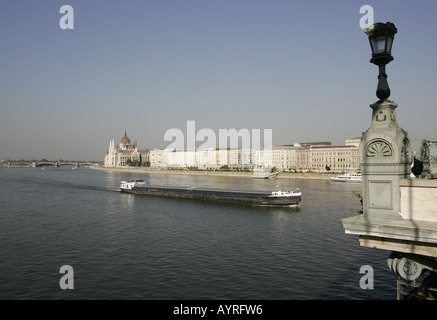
xmin=1 ymin=0 xmax=436 ymax=161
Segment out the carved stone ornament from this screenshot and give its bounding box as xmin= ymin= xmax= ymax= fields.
xmin=366 ymin=140 xmax=393 ymax=158
xmin=421 ymin=142 xmax=429 ymax=162
xmin=400 ymin=138 xmax=410 ymax=159
xmin=376 ymin=111 xmax=386 ymax=122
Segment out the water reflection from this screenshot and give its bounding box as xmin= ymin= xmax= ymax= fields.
xmin=0 ymin=167 xmax=395 ymax=299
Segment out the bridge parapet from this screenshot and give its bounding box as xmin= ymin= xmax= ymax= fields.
xmin=342 ymin=176 xmax=437 ymax=287
xmin=399 ymin=178 xmax=437 ymax=222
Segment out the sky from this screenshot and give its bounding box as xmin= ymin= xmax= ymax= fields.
xmin=1 ymin=0 xmax=437 ymax=161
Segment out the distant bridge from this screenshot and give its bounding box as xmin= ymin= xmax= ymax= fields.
xmin=5 ymin=161 xmax=97 ymax=167
xmin=31 ymin=162 xmax=86 ymax=167
xmin=6 ymin=162 xmax=32 ymax=167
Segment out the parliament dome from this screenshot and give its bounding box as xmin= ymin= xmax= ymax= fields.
xmin=121 ymin=131 xmax=131 ymax=145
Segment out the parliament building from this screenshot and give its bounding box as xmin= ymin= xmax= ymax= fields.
xmin=104 ymin=131 xmax=149 ymax=167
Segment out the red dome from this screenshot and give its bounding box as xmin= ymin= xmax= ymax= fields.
xmin=121 ymin=131 xmax=131 ymax=145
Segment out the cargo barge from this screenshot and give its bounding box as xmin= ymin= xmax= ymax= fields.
xmin=119 ymin=180 xmax=301 ymax=206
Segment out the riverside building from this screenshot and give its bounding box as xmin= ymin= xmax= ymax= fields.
xmin=292 ymin=139 xmax=360 ymax=172
xmin=104 ymin=131 xmax=149 ymax=167
xmin=308 ymin=145 xmax=359 ymax=172
xmin=104 ymin=134 xmax=361 ymax=173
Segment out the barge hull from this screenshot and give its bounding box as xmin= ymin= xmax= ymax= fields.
xmin=121 ymin=186 xmax=301 ymax=206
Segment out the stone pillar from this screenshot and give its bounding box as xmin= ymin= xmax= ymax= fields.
xmin=359 ymin=100 xmax=412 ymax=219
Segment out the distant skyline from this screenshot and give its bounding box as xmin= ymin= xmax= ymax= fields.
xmin=1 ymin=1 xmax=437 ymax=161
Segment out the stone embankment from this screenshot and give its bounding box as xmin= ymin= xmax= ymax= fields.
xmin=91 ymin=166 xmax=338 ymax=180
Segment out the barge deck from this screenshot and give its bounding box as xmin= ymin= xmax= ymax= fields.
xmin=119 ymin=180 xmax=301 ymax=206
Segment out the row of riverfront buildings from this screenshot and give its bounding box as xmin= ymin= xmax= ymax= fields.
xmin=104 ymin=131 xmax=361 ymax=172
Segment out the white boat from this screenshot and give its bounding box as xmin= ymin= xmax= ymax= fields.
xmin=119 ymin=179 xmax=145 ymax=190
xmin=330 ymin=172 xmax=362 ymax=183
xmin=251 ymin=168 xmax=279 ymax=179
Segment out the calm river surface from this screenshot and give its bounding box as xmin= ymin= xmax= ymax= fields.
xmin=0 ymin=166 xmax=397 ymax=299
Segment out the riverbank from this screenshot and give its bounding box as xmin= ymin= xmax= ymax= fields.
xmin=90 ymin=166 xmax=338 ymax=180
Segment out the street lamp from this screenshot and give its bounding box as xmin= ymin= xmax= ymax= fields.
xmin=364 ymin=22 xmax=397 ymax=101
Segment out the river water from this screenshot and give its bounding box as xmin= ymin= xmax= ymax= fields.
xmin=0 ymin=166 xmax=397 ymax=300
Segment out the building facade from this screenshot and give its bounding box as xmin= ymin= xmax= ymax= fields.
xmin=105 ymin=134 xmax=361 ymax=172
xmin=308 ymin=145 xmax=359 ymax=172
xmin=104 ymin=131 xmax=149 ymax=167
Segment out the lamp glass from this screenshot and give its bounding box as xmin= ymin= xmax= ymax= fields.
xmin=386 ymin=36 xmax=393 ymax=53
xmin=371 ymin=35 xmax=387 ymax=54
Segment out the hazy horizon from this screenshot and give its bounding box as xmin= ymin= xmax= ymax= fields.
xmin=2 ymin=1 xmax=437 ymax=161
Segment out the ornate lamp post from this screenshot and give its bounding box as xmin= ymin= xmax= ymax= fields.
xmin=342 ymin=22 xmax=437 ymax=292
xmin=364 ymin=22 xmax=397 ymax=101
xmin=357 ymin=22 xmax=411 ymax=219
